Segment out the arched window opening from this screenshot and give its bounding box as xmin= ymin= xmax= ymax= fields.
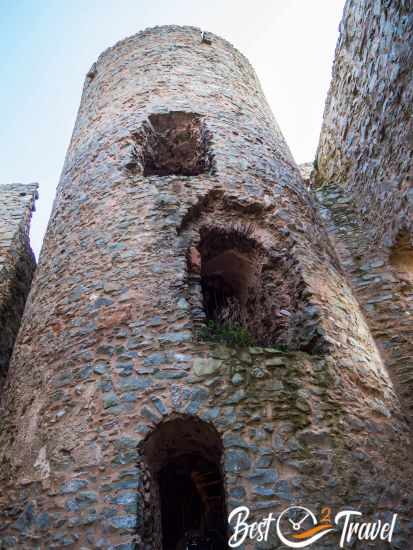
xmin=140 ymin=416 xmax=227 ymax=550
xmin=390 ymin=231 xmax=413 ymax=283
xmin=194 ymin=223 xmax=299 ymax=348
xmin=129 ymin=111 xmax=213 ymax=177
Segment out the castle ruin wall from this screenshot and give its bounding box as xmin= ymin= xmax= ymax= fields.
xmin=315 ymin=0 xmax=413 ymax=425
xmin=0 ymin=184 xmax=38 ymax=393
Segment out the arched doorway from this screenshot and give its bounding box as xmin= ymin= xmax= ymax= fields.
xmin=139 ymin=415 xmax=228 ymax=549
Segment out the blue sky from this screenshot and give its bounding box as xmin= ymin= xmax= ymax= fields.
xmin=0 ymin=0 xmax=345 ymax=257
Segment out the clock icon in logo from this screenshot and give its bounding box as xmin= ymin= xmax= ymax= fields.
xmin=276 ymin=506 xmax=334 ymax=548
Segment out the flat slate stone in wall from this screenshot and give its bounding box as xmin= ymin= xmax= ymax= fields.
xmin=0 ymin=184 xmax=38 ymax=392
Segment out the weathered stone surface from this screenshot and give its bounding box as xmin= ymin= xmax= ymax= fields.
xmin=0 ymin=183 xmax=38 ymax=392
xmin=315 ymin=0 xmax=413 ymax=425
xmin=0 ymin=18 xmax=412 ymax=549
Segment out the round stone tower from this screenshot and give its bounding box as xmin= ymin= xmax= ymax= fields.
xmin=0 ymin=26 xmax=411 ymax=549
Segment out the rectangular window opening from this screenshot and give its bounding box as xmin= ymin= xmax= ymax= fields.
xmin=140 ymin=111 xmax=212 ymax=177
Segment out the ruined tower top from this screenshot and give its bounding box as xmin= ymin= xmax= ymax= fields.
xmin=0 ymin=183 xmax=38 ymax=236
xmin=59 ymin=25 xmax=299 ymax=204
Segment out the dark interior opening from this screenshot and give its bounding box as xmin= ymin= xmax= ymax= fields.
xmin=192 ymin=223 xmax=307 ymax=348
xmin=159 ymin=454 xmax=227 ymax=549
xmin=199 ymin=224 xmax=261 ymax=327
xmin=135 ymin=111 xmax=212 ymax=177
xmin=201 ymin=249 xmax=257 ymax=325
xmin=142 ymin=416 xmax=227 ymax=550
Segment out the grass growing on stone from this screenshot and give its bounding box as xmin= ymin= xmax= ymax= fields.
xmin=198 ymin=320 xmax=254 ymax=347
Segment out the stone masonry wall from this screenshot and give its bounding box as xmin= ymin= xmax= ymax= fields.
xmin=0 ymin=184 xmax=38 ymax=393
xmin=315 ymin=0 xmax=413 ymax=424
xmin=0 ymin=25 xmax=412 ymax=549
